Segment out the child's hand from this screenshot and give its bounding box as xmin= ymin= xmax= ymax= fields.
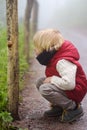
xmin=43 ymin=77 xmax=52 ymax=83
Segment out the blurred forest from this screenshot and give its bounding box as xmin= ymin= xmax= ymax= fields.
xmin=0 ymin=0 xmax=87 ymax=29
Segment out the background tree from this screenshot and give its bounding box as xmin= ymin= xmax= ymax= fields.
xmin=6 ymin=0 xmax=19 ymax=119
xmin=32 ymin=0 xmax=39 ymax=36
xmin=24 ymin=0 xmax=34 ymax=63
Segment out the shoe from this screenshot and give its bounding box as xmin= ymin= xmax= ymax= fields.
xmin=59 ymin=104 xmax=84 ymax=123
xmin=44 ymin=106 xmax=63 ymax=117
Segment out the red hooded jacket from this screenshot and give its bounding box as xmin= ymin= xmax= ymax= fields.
xmin=45 ymin=40 xmax=87 ymax=103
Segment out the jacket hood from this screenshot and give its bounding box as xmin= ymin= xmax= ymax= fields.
xmin=53 ymin=40 xmax=80 ymax=61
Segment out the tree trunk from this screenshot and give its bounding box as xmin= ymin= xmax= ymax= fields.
xmin=24 ymin=0 xmax=34 ymax=63
xmin=32 ymin=0 xmax=39 ymax=36
xmin=6 ymin=0 xmax=19 ymax=120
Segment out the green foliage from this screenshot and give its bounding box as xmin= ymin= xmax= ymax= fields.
xmin=0 ymin=29 xmax=7 ymax=110
xmin=19 ymin=26 xmax=29 ymax=89
xmin=0 ymin=28 xmax=12 ymax=130
xmin=0 ymin=111 xmax=13 ymax=130
xmin=0 ymin=26 xmax=29 ymax=129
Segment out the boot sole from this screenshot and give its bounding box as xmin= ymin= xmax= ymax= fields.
xmin=59 ymin=112 xmax=84 ymax=123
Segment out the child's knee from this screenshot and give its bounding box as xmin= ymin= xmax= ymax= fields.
xmin=39 ymin=83 xmax=52 ymax=95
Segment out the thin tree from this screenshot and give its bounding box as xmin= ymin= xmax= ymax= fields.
xmin=24 ymin=0 xmax=34 ymax=63
xmin=6 ymin=0 xmax=19 ymax=119
xmin=32 ymin=0 xmax=39 ymax=36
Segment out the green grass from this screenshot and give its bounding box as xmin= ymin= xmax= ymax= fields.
xmin=0 ymin=28 xmax=7 ymax=112
xmin=0 ymin=25 xmax=29 ymax=129
xmin=19 ymin=26 xmax=29 ymax=89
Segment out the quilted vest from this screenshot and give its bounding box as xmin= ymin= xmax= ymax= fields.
xmin=45 ymin=40 xmax=87 ymax=103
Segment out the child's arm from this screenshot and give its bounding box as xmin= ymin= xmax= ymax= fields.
xmin=51 ymin=59 xmax=77 ymax=90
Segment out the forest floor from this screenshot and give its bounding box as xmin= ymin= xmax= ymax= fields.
xmin=13 ymin=29 xmax=87 ymax=130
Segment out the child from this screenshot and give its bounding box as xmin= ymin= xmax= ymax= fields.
xmin=33 ymin=29 xmax=87 ymax=123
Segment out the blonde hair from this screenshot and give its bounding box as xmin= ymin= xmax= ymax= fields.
xmin=33 ymin=29 xmax=64 ymax=53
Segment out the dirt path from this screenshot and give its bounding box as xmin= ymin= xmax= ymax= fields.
xmin=13 ymin=57 xmax=87 ymax=130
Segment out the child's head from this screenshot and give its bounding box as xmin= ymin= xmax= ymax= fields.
xmin=33 ymin=29 xmax=64 ymax=54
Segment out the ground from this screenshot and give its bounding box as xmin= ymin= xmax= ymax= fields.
xmin=13 ymin=29 xmax=87 ymax=130
xmin=13 ymin=58 xmax=87 ymax=130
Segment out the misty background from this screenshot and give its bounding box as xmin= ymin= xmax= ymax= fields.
xmin=18 ymin=0 xmax=87 ymax=30
xmin=0 ymin=0 xmax=87 ymax=72
xmin=0 ymin=0 xmax=87 ymax=29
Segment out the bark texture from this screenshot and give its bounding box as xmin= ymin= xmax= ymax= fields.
xmin=24 ymin=0 xmax=34 ymax=63
xmin=6 ymin=0 xmax=19 ymax=119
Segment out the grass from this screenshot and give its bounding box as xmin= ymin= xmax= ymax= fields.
xmin=0 ymin=25 xmax=30 ymax=129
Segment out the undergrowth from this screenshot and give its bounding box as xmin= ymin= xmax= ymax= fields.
xmin=0 ymin=26 xmax=29 ymax=130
